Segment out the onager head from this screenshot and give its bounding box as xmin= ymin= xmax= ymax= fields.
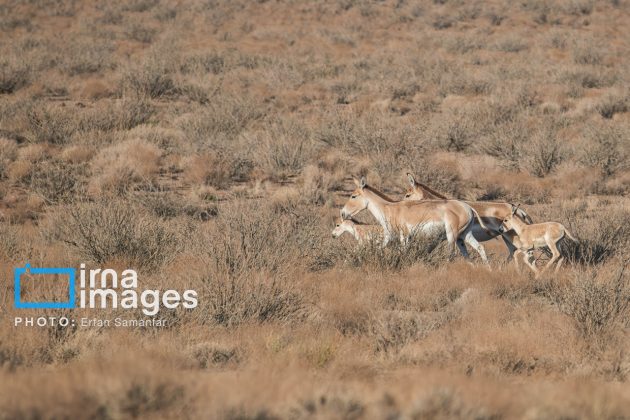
xmin=332 ymin=219 xmax=357 ymax=239
xmin=340 ymin=177 xmax=369 ymax=220
xmin=498 ymin=204 xmax=522 ymax=234
xmin=403 ymin=173 xmax=448 ymax=201
xmin=403 ymin=173 xmax=422 ymax=200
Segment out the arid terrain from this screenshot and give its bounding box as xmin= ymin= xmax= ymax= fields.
xmin=0 ymin=0 xmax=629 ymax=418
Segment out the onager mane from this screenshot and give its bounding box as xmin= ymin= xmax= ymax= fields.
xmin=348 ymin=217 xmax=370 ymax=226
xmin=364 ymin=185 xmax=397 ymax=203
xmin=414 ymin=181 xmax=448 ymax=200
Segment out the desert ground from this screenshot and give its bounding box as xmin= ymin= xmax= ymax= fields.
xmin=0 ymin=0 xmax=629 ymax=418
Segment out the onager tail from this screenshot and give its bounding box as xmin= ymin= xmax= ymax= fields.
xmin=515 ymin=208 xmax=534 ymax=224
xmin=564 ymin=228 xmax=578 ymax=242
xmin=469 ymin=206 xmax=492 ymax=233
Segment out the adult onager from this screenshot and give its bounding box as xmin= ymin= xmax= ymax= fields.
xmin=332 ymin=219 xmax=381 ymax=244
xmin=403 ymin=173 xmax=534 ymax=261
xmin=498 ymin=205 xmax=577 ymax=277
xmin=340 ymin=177 xmax=490 ymax=263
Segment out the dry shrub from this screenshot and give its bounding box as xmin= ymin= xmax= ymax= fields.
xmin=122 ymin=0 xmax=159 ymax=13
xmin=90 ymin=138 xmax=161 ymax=195
xmin=61 ymin=39 xmax=114 ymax=76
xmin=123 ymin=19 xmax=157 ymax=43
xmin=0 ymin=137 xmax=18 ymax=179
xmin=180 ymin=51 xmax=227 ymax=75
xmin=0 ymin=55 xmax=30 ymax=94
xmin=481 ymin=119 xmax=528 ymax=170
xmin=433 ymin=14 xmax=454 ymax=29
xmin=370 ymin=310 xmax=446 ymax=355
xmin=580 ymin=122 xmax=628 ymax=178
xmin=433 ymin=108 xmax=484 ymax=153
xmin=524 ymin=123 xmax=564 ymax=177
xmin=493 ymin=36 xmax=528 ymax=53
xmin=59 ymin=145 xmax=94 ymax=164
xmin=594 ymin=92 xmax=628 ymax=120
xmin=123 ymin=125 xmax=184 ymax=153
xmin=199 ymin=272 xmax=306 ymax=327
xmin=559 ymin=67 xmax=617 ymax=90
xmin=178 ymin=95 xmax=262 ymax=148
xmin=121 ymin=47 xmax=178 ymax=98
xmin=191 ymin=199 xmax=333 ymax=326
xmin=0 ymin=371 xmax=187 ymax=419
xmin=572 ymin=38 xmax=604 ymax=65
xmin=0 ymin=340 xmax=24 ymax=372
xmin=566 ymin=211 xmax=630 ymax=266
xmin=183 ymin=153 xmax=253 ymax=189
xmin=409 ymin=388 xmax=496 ymax=420
xmin=137 ymin=192 xmax=216 ymax=221
xmin=564 ymin=0 xmax=595 ymax=15
xmin=200 ymin=199 xmax=334 ymax=275
xmin=177 ymin=80 xmax=214 ymax=105
xmin=190 ymin=342 xmax=241 ymax=369
xmin=299 ymin=164 xmax=344 ymax=206
xmin=316 ymin=111 xmax=397 ymax=154
xmin=368 ymin=286 xmax=478 ymax=355
xmin=325 ymin=300 xmax=371 ymax=337
xmin=78 ymin=99 xmax=155 ymax=132
xmin=0 ymin=224 xmax=29 ymax=261
xmin=343 ymin=231 xmax=451 ymax=272
xmin=443 ymin=35 xmax=484 ymax=55
xmin=254 ymin=119 xmax=317 ymax=180
xmin=121 ymin=382 xmax=185 ymax=418
xmin=438 ymin=71 xmax=494 ymax=97
xmin=45 ymin=200 xmax=184 ymax=271
xmin=25 ymin=102 xmax=77 ymax=145
xmin=287 ymin=393 xmax=364 ymax=419
xmin=546 ymin=265 xmax=629 ymax=344
xmin=15 ymin=158 xmax=87 ymax=204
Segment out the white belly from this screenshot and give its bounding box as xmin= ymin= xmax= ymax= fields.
xmin=411 ymin=221 xmax=443 ymax=235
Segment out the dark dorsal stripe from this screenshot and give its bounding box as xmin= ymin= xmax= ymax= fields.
xmin=415 ymin=181 xmax=448 ymax=199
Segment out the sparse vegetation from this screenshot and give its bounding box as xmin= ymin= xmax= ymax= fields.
xmin=45 ymin=200 xmax=185 ymax=271
xmin=0 ymin=0 xmax=629 ymax=417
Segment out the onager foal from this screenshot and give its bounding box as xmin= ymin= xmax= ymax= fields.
xmin=498 ymin=205 xmax=577 ymax=277
xmin=332 ymin=219 xmax=381 ymax=244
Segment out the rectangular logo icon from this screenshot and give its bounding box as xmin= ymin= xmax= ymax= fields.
xmin=14 ymin=264 xmax=76 ymax=309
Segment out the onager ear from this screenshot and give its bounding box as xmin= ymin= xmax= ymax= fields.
xmin=511 ymin=204 xmax=520 ymax=216
xmin=407 ymin=173 xmax=415 ymax=187
xmin=359 ymin=176 xmax=367 ymax=189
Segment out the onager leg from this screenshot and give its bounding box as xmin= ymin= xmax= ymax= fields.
xmin=382 ymin=230 xmax=392 ymax=248
xmin=501 ymin=235 xmax=517 ymax=262
xmin=554 ymin=256 xmax=565 ymax=272
xmin=444 ymin=222 xmax=458 ymax=258
xmin=523 ymin=250 xmax=539 ymax=276
xmin=540 ymin=240 xmax=562 ymax=275
xmin=513 ymin=250 xmax=522 ymax=272
xmin=456 ymin=238 xmax=471 ymax=260
xmin=399 ymin=231 xmax=408 ymax=246
xmin=463 ymin=230 xmax=489 ymax=264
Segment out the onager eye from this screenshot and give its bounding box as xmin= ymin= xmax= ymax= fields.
xmin=405 ymin=194 xmax=410 ymax=198
xmin=351 ymin=194 xmax=357 ymax=199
